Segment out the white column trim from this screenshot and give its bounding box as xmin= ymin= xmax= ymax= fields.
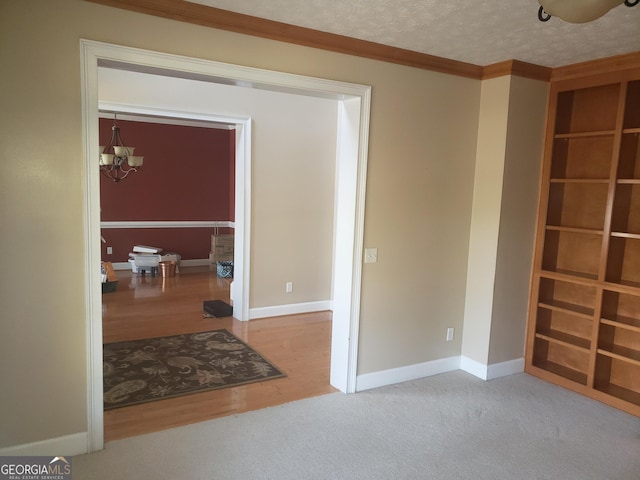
xmin=460 ymin=356 xmax=525 ymax=380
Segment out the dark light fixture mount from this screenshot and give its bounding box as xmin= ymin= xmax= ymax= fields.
xmin=99 ymin=113 xmax=144 ymax=183
xmin=538 ymin=0 xmax=638 ymax=23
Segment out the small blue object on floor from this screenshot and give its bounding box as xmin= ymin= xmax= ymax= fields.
xmin=216 ymin=261 xmax=234 ymax=278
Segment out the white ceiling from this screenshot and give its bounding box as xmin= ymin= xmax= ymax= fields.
xmin=187 ymin=0 xmax=640 ymax=68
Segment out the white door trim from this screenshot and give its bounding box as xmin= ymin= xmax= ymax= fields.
xmin=80 ymin=39 xmax=370 ymax=453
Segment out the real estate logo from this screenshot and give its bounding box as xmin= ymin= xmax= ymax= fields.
xmin=0 ymin=456 xmax=72 ymax=480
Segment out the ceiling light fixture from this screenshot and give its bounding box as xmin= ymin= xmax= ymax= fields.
xmin=99 ymin=114 xmax=144 ymax=183
xmin=538 ymin=0 xmax=638 ymax=22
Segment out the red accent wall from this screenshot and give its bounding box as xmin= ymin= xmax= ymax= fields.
xmin=100 ymin=118 xmax=235 ymax=262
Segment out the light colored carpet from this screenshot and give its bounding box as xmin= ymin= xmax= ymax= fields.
xmin=74 ymin=371 xmax=640 ymax=479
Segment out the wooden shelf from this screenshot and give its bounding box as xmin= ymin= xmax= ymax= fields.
xmin=547 ymin=226 xmax=604 ymax=235
xmin=594 ymin=383 xmax=640 ymax=407
xmin=528 ymin=75 xmax=640 ymax=417
xmin=536 ymin=330 xmax=590 ymax=351
xmin=541 ymin=268 xmax=599 ymax=281
xmin=601 ymin=314 xmax=640 ymax=333
xmin=550 ymin=178 xmax=609 ymax=184
xmin=538 ymin=299 xmax=594 ymax=319
xmin=538 ymin=270 xmax=598 ymax=286
xmin=532 ymin=360 xmax=588 ymax=386
xmin=554 ymin=131 xmax=615 ymax=139
xmin=610 ymin=232 xmax=640 ymax=240
xmin=597 ymin=346 xmax=640 ymax=366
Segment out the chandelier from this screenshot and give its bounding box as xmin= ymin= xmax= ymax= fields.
xmin=538 ymin=0 xmax=638 ymax=22
xmin=99 ymin=114 xmax=144 ymax=182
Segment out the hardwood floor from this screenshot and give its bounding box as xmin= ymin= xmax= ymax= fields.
xmin=102 ymin=266 xmax=336 ymax=443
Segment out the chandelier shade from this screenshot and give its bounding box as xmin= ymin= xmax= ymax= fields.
xmin=538 ymin=0 xmax=638 ymax=22
xmin=99 ymin=114 xmax=144 ymax=182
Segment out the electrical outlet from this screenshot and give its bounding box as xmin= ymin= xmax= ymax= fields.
xmin=364 ymin=248 xmax=378 ymax=263
xmin=286 ymin=282 xmax=293 ymax=293
xmin=446 ymin=327 xmax=455 ymax=342
xmin=106 ymin=246 xmax=113 ymax=255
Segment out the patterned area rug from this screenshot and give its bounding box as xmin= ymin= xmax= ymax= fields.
xmin=103 ymin=329 xmax=286 ymax=410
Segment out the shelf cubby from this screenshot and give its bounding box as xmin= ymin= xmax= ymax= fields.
xmin=611 ymin=183 xmax=640 ymax=234
xmin=536 ymin=307 xmax=592 ymax=346
xmin=623 ymin=80 xmax=640 ymax=130
xmin=542 ymin=230 xmax=602 ymax=279
xmin=598 ymin=323 xmax=640 ymax=361
xmin=617 ymin=133 xmax=640 ymax=179
xmin=533 ymin=337 xmax=589 ymax=385
xmin=546 ymin=182 xmax=608 ymax=230
xmin=594 ymin=354 xmax=640 ymax=407
xmin=601 ymin=290 xmax=640 ymax=331
xmin=605 ymin=236 xmax=640 ymax=287
xmin=555 ymin=83 xmax=620 ymax=135
xmin=550 ymin=135 xmax=613 ymax=179
xmin=538 ymin=277 xmax=596 ymax=314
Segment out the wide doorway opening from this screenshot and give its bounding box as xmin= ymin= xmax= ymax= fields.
xmin=82 ymin=40 xmax=371 ymax=452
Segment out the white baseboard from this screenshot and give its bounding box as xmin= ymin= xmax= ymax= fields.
xmin=487 ymin=357 xmax=525 ymax=380
xmin=356 ymin=356 xmax=461 ymax=392
xmin=249 ymin=301 xmax=332 ymax=320
xmin=356 ymin=355 xmax=525 ymax=392
xmin=0 ymin=432 xmax=88 ymax=457
xmin=460 ymin=356 xmax=524 ymax=380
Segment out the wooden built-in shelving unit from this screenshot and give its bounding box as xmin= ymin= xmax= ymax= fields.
xmin=526 ymin=74 xmax=640 ymax=416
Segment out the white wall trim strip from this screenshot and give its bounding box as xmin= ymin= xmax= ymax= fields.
xmin=249 ymin=301 xmax=332 ymax=320
xmin=100 ymin=221 xmax=235 ymax=229
xmin=0 ymin=432 xmax=88 ymax=457
xmin=111 ymin=258 xmax=211 ymax=270
xmin=460 ymin=356 xmax=525 ymax=380
xmin=356 ymin=356 xmax=461 ymax=392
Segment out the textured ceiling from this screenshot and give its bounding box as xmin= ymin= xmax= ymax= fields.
xmin=187 ymin=0 xmax=640 ymax=68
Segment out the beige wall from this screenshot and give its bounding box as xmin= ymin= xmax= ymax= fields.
xmin=461 ymin=76 xmax=512 ymax=365
xmin=461 ymin=76 xmax=548 ymax=368
xmin=357 ymin=65 xmax=479 ymax=373
xmin=488 ymin=76 xmax=549 ymax=364
xmin=0 ymin=0 xmax=544 ymax=449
